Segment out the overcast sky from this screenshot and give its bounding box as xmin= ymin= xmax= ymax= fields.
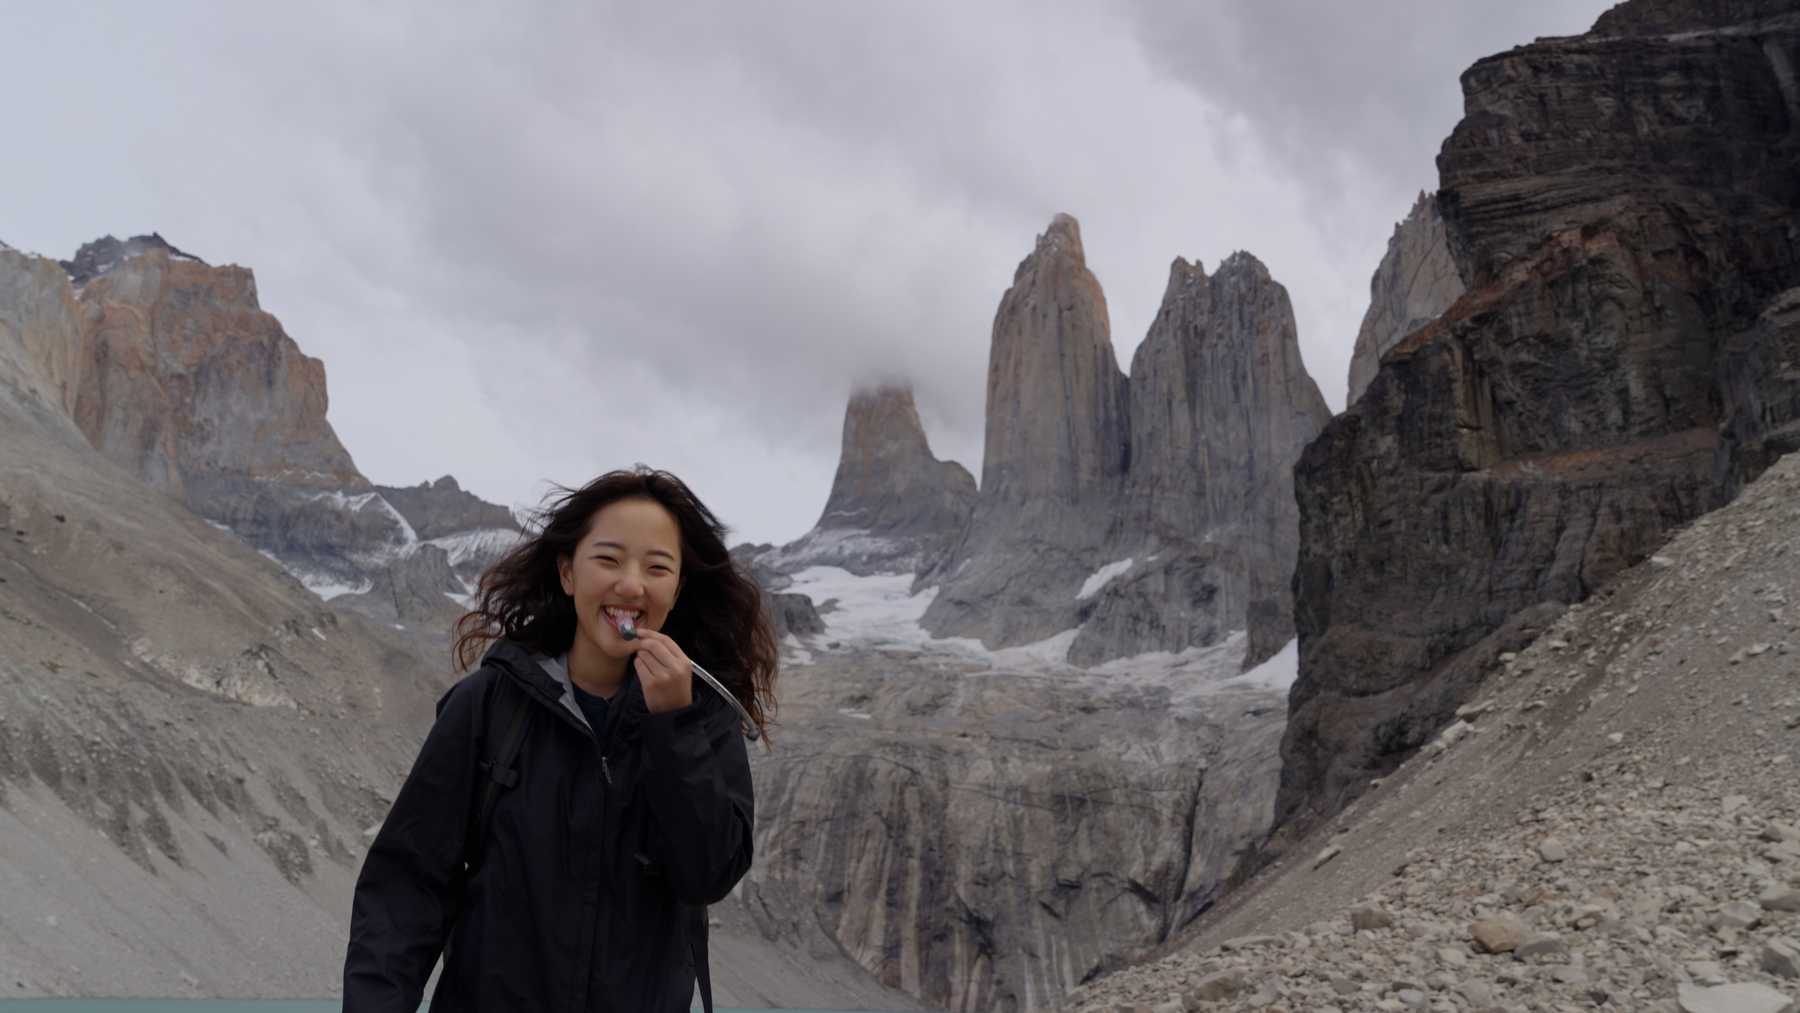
xmin=3 ymin=1 xmax=1614 ymax=545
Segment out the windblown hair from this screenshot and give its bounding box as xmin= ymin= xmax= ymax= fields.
xmin=453 ymin=467 xmax=777 ymax=740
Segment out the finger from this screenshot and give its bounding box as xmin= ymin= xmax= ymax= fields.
xmin=633 ymin=652 xmax=669 ymax=683
xmin=635 ymin=631 xmax=687 ymax=670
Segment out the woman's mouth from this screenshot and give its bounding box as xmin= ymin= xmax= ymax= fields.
xmin=604 ymin=606 xmax=642 ymax=638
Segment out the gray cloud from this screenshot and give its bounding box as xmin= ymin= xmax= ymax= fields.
xmin=3 ymin=1 xmax=1616 ymax=544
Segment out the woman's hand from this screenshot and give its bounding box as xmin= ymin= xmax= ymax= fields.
xmin=630 ymin=628 xmax=695 ymax=714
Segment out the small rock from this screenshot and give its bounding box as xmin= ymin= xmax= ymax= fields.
xmin=1518 ymin=933 xmax=1568 ymax=960
xmin=1551 ymin=964 xmax=1588 ymax=985
xmin=1762 ymin=886 xmax=1800 ymax=913
xmin=1351 ymin=906 xmax=1395 ymax=932
xmin=1537 ymin=838 xmax=1569 ymax=863
xmin=1220 ymin=934 xmax=1283 ymax=951
xmin=1313 ymin=845 xmax=1342 ymax=869
xmin=1456 ymin=701 xmax=1494 ymax=721
xmin=1188 ymin=969 xmax=1248 ymax=1001
xmin=1471 ymin=914 xmax=1528 ymax=954
xmin=1687 ymin=960 xmax=1730 ymax=986
xmin=1714 ymin=901 xmax=1764 ymax=930
xmin=1676 ymin=981 xmax=1797 ymax=1013
xmin=1765 ymin=938 xmax=1800 ymax=980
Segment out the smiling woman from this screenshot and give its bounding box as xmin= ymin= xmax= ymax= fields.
xmin=342 ymin=467 xmax=779 ymax=1013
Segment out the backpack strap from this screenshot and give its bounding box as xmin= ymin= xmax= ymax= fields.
xmin=468 ymin=672 xmax=534 ymax=872
xmin=690 ymin=905 xmax=713 ymax=1013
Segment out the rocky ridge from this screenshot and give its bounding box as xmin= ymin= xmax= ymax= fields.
xmin=761 ymin=383 xmax=975 ymax=576
xmin=1278 ymin=0 xmax=1800 ymax=838
xmin=917 ymin=217 xmax=1328 ymax=669
xmin=1346 ymin=192 xmax=1464 ymax=407
xmin=0 ymin=238 xmax=520 ymax=608
xmin=1068 ymin=447 xmax=1800 ymax=1013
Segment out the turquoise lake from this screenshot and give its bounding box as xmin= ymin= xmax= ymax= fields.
xmin=0 ymin=1004 xmax=892 ymax=1012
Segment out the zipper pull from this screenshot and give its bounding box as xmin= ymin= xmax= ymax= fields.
xmin=601 ymin=755 xmax=614 ymax=786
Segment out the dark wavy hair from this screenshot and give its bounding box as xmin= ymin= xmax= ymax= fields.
xmin=453 ymin=467 xmax=777 ymax=740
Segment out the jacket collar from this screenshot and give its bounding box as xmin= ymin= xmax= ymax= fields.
xmin=481 ymin=638 xmax=648 ymax=731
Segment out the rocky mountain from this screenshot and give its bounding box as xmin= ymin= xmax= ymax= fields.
xmin=917 ymin=216 xmax=1329 ymax=669
xmin=1072 ymin=252 xmax=1330 ymax=668
xmin=1277 ymin=0 xmax=1800 ymax=840
xmin=918 ymin=214 xmax=1131 ymax=650
xmin=0 ymin=236 xmax=919 ymax=1009
xmin=1345 ymin=191 xmax=1464 ymax=406
xmin=1070 ymin=448 xmax=1800 ymax=1012
xmin=761 ymin=383 xmax=976 ymax=576
xmin=3 ymin=238 xmax=520 ymax=603
xmin=0 ymin=255 xmax=451 ymax=994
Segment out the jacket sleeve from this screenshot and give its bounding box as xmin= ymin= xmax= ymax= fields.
xmin=343 ymin=673 xmax=484 ymax=1012
xmin=639 ymin=687 xmax=754 ymax=904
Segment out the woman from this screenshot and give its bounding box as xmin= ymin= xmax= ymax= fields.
xmin=344 ymin=468 xmax=776 ymax=1012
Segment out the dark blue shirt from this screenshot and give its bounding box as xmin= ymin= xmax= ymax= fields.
xmin=569 ymin=681 xmax=612 ymax=749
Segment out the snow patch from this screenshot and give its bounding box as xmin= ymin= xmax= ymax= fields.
xmin=781 ymin=566 xmax=1079 ymax=669
xmin=1077 ymin=558 xmax=1134 ymax=600
xmin=764 ymin=527 xmax=907 ymax=571
xmin=782 ymin=633 xmax=815 ymax=666
xmin=306 ymin=575 xmax=373 ymax=601
xmin=308 ymin=490 xmax=419 ymax=553
xmin=1223 ymin=638 xmax=1299 ymax=693
xmin=444 ymin=591 xmax=474 ymax=610
xmin=425 ymin=527 xmax=521 ymax=567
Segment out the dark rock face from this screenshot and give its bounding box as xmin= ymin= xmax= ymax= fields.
xmin=1277 ymin=0 xmax=1800 ymax=835
xmin=1346 ymin=192 xmax=1464 ymax=406
xmin=333 ymin=543 xmax=468 ymax=630
xmin=375 ymin=476 xmax=517 ymax=541
xmin=768 ymin=592 xmax=825 ymax=640
xmin=917 ymin=215 xmax=1129 ymax=647
xmin=766 ymin=384 xmax=975 ymax=576
xmin=61 ymin=233 xmax=207 ymax=287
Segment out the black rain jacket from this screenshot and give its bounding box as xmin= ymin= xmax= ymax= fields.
xmin=343 ymin=639 xmax=754 ymax=1012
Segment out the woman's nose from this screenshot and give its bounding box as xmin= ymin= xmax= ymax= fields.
xmin=614 ymin=572 xmax=645 ymax=598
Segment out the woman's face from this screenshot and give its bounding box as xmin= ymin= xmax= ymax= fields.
xmin=558 ymin=497 xmax=684 ymax=661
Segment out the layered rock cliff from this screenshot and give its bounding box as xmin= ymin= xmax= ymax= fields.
xmin=1277 ymin=0 xmax=1800 ymax=836
xmin=0 ymin=238 xmax=519 ymax=601
xmin=919 ymin=214 xmax=1130 ymax=648
xmin=764 ymin=383 xmax=976 ymax=576
xmin=1345 ymin=192 xmax=1464 ymax=406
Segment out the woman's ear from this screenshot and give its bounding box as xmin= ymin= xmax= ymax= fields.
xmin=557 ymin=555 xmax=574 ymax=596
